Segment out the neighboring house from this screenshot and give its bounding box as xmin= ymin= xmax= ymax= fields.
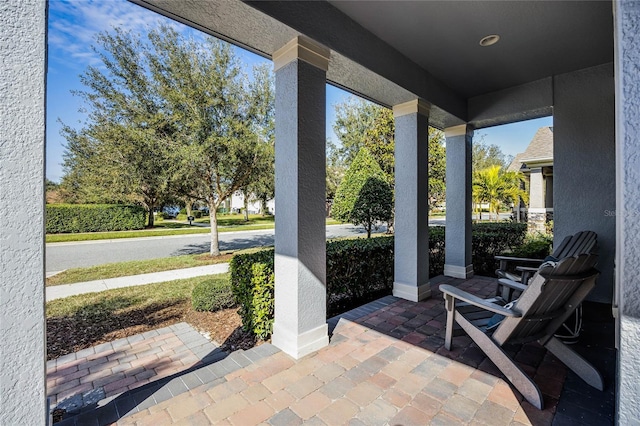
xmin=4 ymin=1 xmax=640 ymax=423
xmin=508 ymin=126 xmax=554 ymax=231
xmin=229 ymin=191 xmax=275 ymax=215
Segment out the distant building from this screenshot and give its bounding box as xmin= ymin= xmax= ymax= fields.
xmin=229 ymin=191 xmax=275 ymax=215
xmin=509 ymin=127 xmax=553 ymax=231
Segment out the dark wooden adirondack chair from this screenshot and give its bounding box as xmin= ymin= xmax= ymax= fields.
xmin=441 ymin=254 xmax=603 ymax=410
xmin=495 ymin=230 xmax=597 ymax=287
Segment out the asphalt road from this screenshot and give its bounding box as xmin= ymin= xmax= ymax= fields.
xmin=45 ymin=224 xmax=391 ymax=272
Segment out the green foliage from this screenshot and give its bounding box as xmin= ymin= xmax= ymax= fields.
xmin=191 ymin=278 xmax=236 ymax=312
xmin=46 ymin=204 xmax=146 ymax=233
xmin=149 ymin=27 xmax=275 ymax=255
xmin=330 ymin=97 xmax=447 ymax=205
xmin=229 ymin=223 xmax=526 ymax=338
xmin=332 ymin=148 xmax=392 ymax=236
xmin=250 ymin=263 xmax=275 ymax=339
xmin=511 ymin=233 xmax=553 ymax=259
xmin=60 ymin=27 xmax=177 ymax=228
xmin=472 ymin=223 xmax=528 ymax=275
xmin=326 ymin=237 xmax=395 ymax=311
xmin=472 ymin=138 xmax=510 ymax=172
xmin=61 ymin=25 xmax=275 ymax=250
xmin=230 ymin=249 xmax=274 ymax=335
xmin=473 ymin=165 xmax=528 ymax=221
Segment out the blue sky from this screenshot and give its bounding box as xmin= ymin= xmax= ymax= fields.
xmin=46 ymin=0 xmax=552 ymax=182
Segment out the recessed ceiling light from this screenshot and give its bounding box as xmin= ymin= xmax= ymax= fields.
xmin=479 ymin=34 xmax=500 ymax=47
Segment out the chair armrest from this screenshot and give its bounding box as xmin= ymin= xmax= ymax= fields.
xmin=440 ymin=285 xmax=522 ymax=317
xmin=494 ymin=255 xmax=544 ymax=263
xmin=515 ymin=266 xmax=539 ymax=273
xmin=515 ymin=266 xmax=539 ymax=284
xmin=497 ymin=278 xmax=528 ymax=292
xmin=494 ymin=256 xmax=544 ymax=273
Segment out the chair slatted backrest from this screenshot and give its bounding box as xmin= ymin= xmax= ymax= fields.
xmin=492 ymin=253 xmax=599 ymax=345
xmin=553 ymin=231 xmax=597 ymax=259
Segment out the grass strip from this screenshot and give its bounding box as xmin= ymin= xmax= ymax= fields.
xmin=46 ymin=215 xmax=340 ymax=243
xmin=46 ymin=275 xmax=218 ymax=318
xmin=46 ymin=253 xmax=233 ymax=286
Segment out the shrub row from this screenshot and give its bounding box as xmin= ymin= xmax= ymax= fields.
xmin=472 ymin=222 xmax=527 ymax=275
xmin=229 ymin=222 xmax=527 ymax=338
xmin=46 ymin=204 xmax=146 ymax=233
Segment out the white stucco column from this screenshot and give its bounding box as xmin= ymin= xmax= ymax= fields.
xmin=528 ymin=167 xmax=546 ymax=232
xmin=392 ymin=100 xmax=431 ymax=301
xmin=271 ymin=37 xmax=329 ymax=359
xmin=444 ymin=124 xmax=474 ymax=279
xmin=615 ymin=0 xmax=640 ymax=422
xmin=0 ymin=0 xmax=47 ymax=423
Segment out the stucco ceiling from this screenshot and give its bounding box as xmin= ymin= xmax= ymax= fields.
xmin=329 ymin=0 xmax=614 ymax=98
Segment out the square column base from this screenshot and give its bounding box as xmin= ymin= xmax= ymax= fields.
xmin=272 ymin=323 xmax=329 ymax=359
xmin=444 ymin=264 xmax=474 ymax=279
xmin=393 ymin=281 xmax=431 ymax=302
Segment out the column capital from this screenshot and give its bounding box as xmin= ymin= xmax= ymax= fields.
xmin=273 ymin=36 xmax=330 ymax=72
xmin=445 ymin=124 xmax=474 ymax=138
xmin=393 ymin=99 xmax=431 ymax=118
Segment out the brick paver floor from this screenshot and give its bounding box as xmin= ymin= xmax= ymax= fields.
xmin=48 ymin=323 xmax=226 ymax=415
xmin=51 ymin=275 xmax=615 ymax=425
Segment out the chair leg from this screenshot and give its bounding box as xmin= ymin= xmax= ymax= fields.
xmin=543 ymin=336 xmax=604 ymax=391
xmin=456 ymin=313 xmax=544 ymax=409
xmin=444 ymin=294 xmax=454 ymax=350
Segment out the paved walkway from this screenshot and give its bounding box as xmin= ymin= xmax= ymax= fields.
xmin=46 ymin=264 xmax=229 ymax=301
xmin=49 ymin=276 xmax=615 ymax=425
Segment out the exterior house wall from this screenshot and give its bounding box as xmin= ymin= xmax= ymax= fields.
xmin=230 ymin=192 xmax=275 ymax=215
xmin=553 ymin=63 xmax=615 ymax=303
xmin=0 ymin=0 xmax=47 ymax=423
xmin=615 ymin=0 xmax=640 ymax=421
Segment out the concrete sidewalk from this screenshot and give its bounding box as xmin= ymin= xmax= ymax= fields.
xmin=46 ymin=263 xmax=230 ymax=302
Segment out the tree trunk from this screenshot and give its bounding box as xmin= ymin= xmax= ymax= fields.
xmin=243 ymin=193 xmax=249 ymax=221
xmin=147 ymin=205 xmax=155 ymax=228
xmin=186 ymin=200 xmax=192 ymax=217
xmin=209 ymin=200 xmax=220 ymax=256
xmin=367 ymin=223 xmax=372 ymax=238
xmin=261 ymin=198 xmax=267 ymax=217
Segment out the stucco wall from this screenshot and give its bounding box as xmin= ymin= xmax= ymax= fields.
xmin=0 ymin=0 xmax=47 ymax=424
xmin=615 ymin=0 xmax=640 ymax=422
xmin=553 ymin=63 xmax=615 ymax=303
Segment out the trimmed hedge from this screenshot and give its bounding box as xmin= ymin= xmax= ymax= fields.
xmin=472 ymin=223 xmax=527 ymax=275
xmin=511 ymin=233 xmax=553 ymax=259
xmin=46 ymin=204 xmax=146 ymax=234
xmin=326 ymin=237 xmax=395 ymax=315
xmin=230 ymin=248 xmax=274 ymax=337
xmin=229 ymin=222 xmax=527 ymax=338
xmin=192 ymin=278 xmax=236 ymax=312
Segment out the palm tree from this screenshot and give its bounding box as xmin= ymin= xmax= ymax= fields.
xmin=473 ymin=165 xmax=528 ymax=221
xmin=501 ymin=170 xmax=528 ymax=222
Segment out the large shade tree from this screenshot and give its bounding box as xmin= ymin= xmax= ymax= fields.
xmin=148 ymin=26 xmax=274 ymax=255
xmin=61 ymin=25 xmax=274 ymax=252
xmin=60 ymin=28 xmax=176 ymax=227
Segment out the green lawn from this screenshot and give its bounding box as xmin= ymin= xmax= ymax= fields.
xmin=46 ymin=274 xmax=232 ymax=360
xmin=46 ymin=252 xmax=236 ymax=286
xmin=46 ymin=275 xmax=214 ymax=317
xmin=46 ymin=214 xmax=341 ymax=243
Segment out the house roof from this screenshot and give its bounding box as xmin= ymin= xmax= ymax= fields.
xmin=510 ymin=126 xmax=554 ymax=170
xmin=507 ymin=153 xmax=525 ymax=172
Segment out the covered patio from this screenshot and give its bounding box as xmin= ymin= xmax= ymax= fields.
xmin=3 ymin=0 xmax=640 ymax=424
xmin=50 ymin=276 xmax=615 ymax=425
